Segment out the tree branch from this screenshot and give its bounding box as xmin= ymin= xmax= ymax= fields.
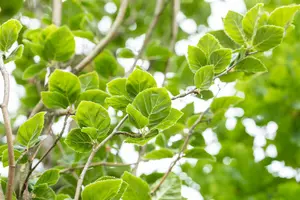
xmin=0 ymin=56 xmax=15 ymax=200
xmin=52 ymin=0 xmax=62 ymax=26
xmin=132 ymin=145 xmax=146 ymax=175
xmin=74 ymin=114 xmax=128 ymax=200
xmin=72 ymin=0 xmax=129 ymax=74
xmin=171 ymin=88 xmax=200 ymax=100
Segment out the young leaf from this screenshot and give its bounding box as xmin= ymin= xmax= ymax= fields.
xmin=154 ymin=108 xmax=183 ymax=131
xmin=268 ymin=5 xmax=300 ymax=28
xmin=4 ymin=44 xmax=23 ymax=64
xmin=65 ymin=128 xmax=93 ymax=153
xmin=43 ymin=26 xmax=75 ymax=61
xmin=17 ymin=112 xmax=46 ymax=148
xmin=126 ymin=68 xmax=157 ymax=98
xmin=126 ymin=104 xmax=149 ymax=129
xmin=22 ymin=63 xmax=46 ymax=80
xmin=224 ymin=11 xmax=246 ymax=45
xmin=211 ymin=96 xmax=243 ymax=113
xmin=32 ymin=184 xmax=56 ymax=200
xmin=2 ymin=149 xmax=22 ymax=167
xmin=253 ymin=25 xmax=284 ymax=51
xmin=0 ymin=19 xmax=22 ymax=52
xmin=184 ymin=147 xmax=215 ymax=161
xmin=121 ymin=172 xmax=151 ymax=200
xmin=79 ymin=71 xmax=99 ymax=92
xmin=235 ymin=57 xmax=267 ymax=73
xmin=209 ymin=48 xmax=232 ymax=73
xmin=78 ymin=89 xmax=110 ymax=106
xmin=152 ymin=173 xmax=181 ymax=200
xmin=48 ymin=69 xmax=81 ymax=104
xmin=132 ymin=88 xmax=171 ymax=128
xmin=75 ymin=101 xmax=110 ymax=135
xmin=194 ymin=65 xmax=214 ymax=90
xmin=197 ymin=33 xmax=221 ymax=56
xmin=143 ymin=148 xmax=174 ymax=160
xmin=82 ymin=179 xmax=127 ymax=200
xmin=105 ymin=95 xmax=131 ymax=111
xmin=36 ymin=169 xmax=60 ymax=186
xmin=107 ymin=78 xmax=128 ymax=96
xmin=187 ymin=45 xmax=207 ymax=73
xmin=242 ymin=3 xmax=264 ymax=38
xmin=41 ymin=91 xmax=69 ymax=109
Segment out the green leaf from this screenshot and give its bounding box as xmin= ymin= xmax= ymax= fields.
xmin=143 ymin=149 xmax=174 ymax=160
xmin=268 ymin=5 xmax=300 ymax=28
xmin=17 ymin=112 xmax=46 ymax=148
xmin=65 ymin=128 xmax=93 ymax=153
xmin=154 ymin=108 xmax=183 ymax=131
xmin=132 ymin=88 xmax=171 ymax=128
xmin=79 ymin=71 xmax=99 ymax=92
xmin=0 ymin=19 xmax=22 ymax=52
xmin=184 ymin=147 xmax=215 ymax=161
xmin=126 ymin=68 xmax=157 ymax=98
xmin=235 ymin=56 xmax=267 ymax=73
xmin=125 ymin=129 xmax=159 ymax=146
xmin=105 ymin=95 xmax=131 ymax=111
xmin=219 ymin=71 xmax=244 ymax=82
xmin=56 ymin=194 xmax=71 ymax=200
xmin=75 ymin=101 xmax=110 ymax=135
xmin=41 ymin=91 xmax=69 ymax=109
xmin=94 ymin=50 xmax=119 ymax=78
xmin=194 ymin=65 xmax=214 ymax=90
xmin=82 ymin=179 xmax=127 ymax=200
xmin=4 ymin=44 xmax=23 ymax=64
xmin=117 ymin=48 xmax=135 ymax=58
xmin=209 ymin=30 xmax=239 ymax=49
xmin=36 ymin=169 xmax=60 ymax=186
xmin=187 ymin=45 xmax=207 ymax=73
xmin=48 ymin=69 xmax=81 ymax=104
xmin=197 ymin=33 xmax=221 ymax=56
xmin=211 ymin=96 xmax=243 ymax=113
xmin=121 ymin=172 xmax=151 ymax=200
xmin=253 ymin=25 xmax=284 ymax=51
xmin=23 ymin=63 xmax=46 ymax=80
xmin=78 ymin=89 xmax=109 ymax=106
xmin=152 ymin=173 xmax=182 ymax=200
xmin=107 ymin=78 xmax=128 ymax=96
xmin=43 ymin=26 xmax=75 ymax=61
xmin=126 ymin=104 xmax=149 ymax=129
xmin=224 ymin=11 xmax=246 ymax=45
xmin=209 ymin=48 xmax=232 ymax=73
xmin=32 ymin=184 xmax=56 ymax=200
xmin=2 ymin=149 xmax=22 ymax=167
xmin=242 ymin=3 xmax=264 ymax=38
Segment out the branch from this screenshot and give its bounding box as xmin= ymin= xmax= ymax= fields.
xmin=115 ymin=131 xmax=142 ymax=138
xmin=72 ymin=0 xmax=129 ymax=74
xmin=132 ymin=145 xmax=146 ymax=175
xmin=0 ymin=56 xmax=15 ymax=200
xmin=74 ymin=114 xmax=128 ymax=200
xmin=127 ymin=0 xmax=167 ymax=74
xmin=52 ymin=0 xmax=62 ymax=26
xmin=171 ymin=88 xmax=199 ymax=100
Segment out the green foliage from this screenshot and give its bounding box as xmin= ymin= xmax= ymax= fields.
xmin=143 ymin=148 xmax=174 ymax=160
xmin=0 ymin=19 xmax=22 ymax=52
xmin=36 ymin=169 xmax=60 ymax=186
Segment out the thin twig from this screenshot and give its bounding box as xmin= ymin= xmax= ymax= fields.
xmin=74 ymin=114 xmax=128 ymax=200
xmin=171 ymin=88 xmax=199 ymax=100
xmin=52 ymin=0 xmax=62 ymax=26
xmin=115 ymin=131 xmax=142 ymax=138
xmin=0 ymin=56 xmax=15 ymax=200
xmin=72 ymin=0 xmax=129 ymax=74
xmin=127 ymin=0 xmax=167 ymax=74
xmin=132 ymin=145 xmax=146 ymax=175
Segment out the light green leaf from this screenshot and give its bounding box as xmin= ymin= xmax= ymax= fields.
xmin=125 ymin=129 xmax=159 ymax=146
xmin=17 ymin=112 xmax=46 ymax=148
xmin=32 ymin=184 xmax=56 ymax=200
xmin=117 ymin=48 xmax=135 ymax=58
xmin=209 ymin=48 xmax=232 ymax=73
xmin=154 ymin=108 xmax=183 ymax=131
xmin=121 ymin=171 xmax=151 ymax=200
xmin=56 ymin=194 xmax=71 ymax=200
xmin=4 ymin=44 xmax=23 ymax=64
xmin=268 ymin=5 xmax=300 ymax=28
xmin=78 ymin=89 xmax=109 ymax=106
xmin=0 ymin=19 xmax=22 ymax=52
xmin=126 ymin=68 xmax=157 ymax=98
xmin=65 ymin=128 xmax=93 ymax=153
xmin=187 ymin=45 xmax=207 ymax=73
xmin=126 ymin=104 xmax=149 ymax=129
xmin=75 ymin=101 xmax=110 ymax=135
xmin=43 ymin=26 xmax=75 ymax=61
xmin=41 ymin=91 xmax=69 ymax=109
xmin=253 ymin=25 xmax=284 ymax=51
xmin=224 ymin=11 xmax=246 ymax=45
xmin=152 ymin=173 xmax=182 ymax=200
xmin=48 ymin=69 xmax=81 ymax=104
xmin=184 ymin=147 xmax=215 ymax=161
xmin=23 ymin=63 xmax=46 ymax=80
xmin=107 ymin=78 xmax=128 ymax=96
xmin=36 ymin=169 xmax=60 ymax=186
xmin=235 ymin=56 xmax=267 ymax=73
xmin=79 ymin=71 xmax=99 ymax=92
xmin=242 ymin=3 xmax=264 ymax=38
xmin=211 ymin=96 xmax=243 ymax=113
xmin=197 ymin=33 xmax=221 ymax=56
xmin=194 ymin=65 xmax=214 ymax=90
xmin=82 ymin=179 xmax=126 ymax=200
xmin=94 ymin=50 xmax=119 ymax=78
xmin=143 ymin=149 xmax=174 ymax=160
xmin=132 ymin=88 xmax=171 ymax=128
xmin=2 ymin=149 xmax=22 ymax=167
xmin=105 ymin=95 xmax=131 ymax=111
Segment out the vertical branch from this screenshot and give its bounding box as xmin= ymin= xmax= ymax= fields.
xmin=132 ymin=145 xmax=146 ymax=175
xmin=0 ymin=56 xmax=15 ymax=200
xmin=74 ymin=115 xmax=128 ymax=200
xmin=52 ymin=0 xmax=62 ymax=26
xmin=127 ymin=0 xmax=167 ymax=74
